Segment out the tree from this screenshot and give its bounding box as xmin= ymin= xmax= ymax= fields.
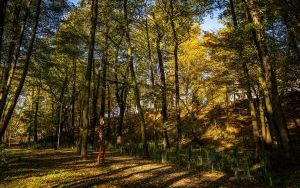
xmin=123 ymin=0 xmax=149 ymax=157
xmin=169 ymin=0 xmax=182 ymax=152
xmin=0 ymin=0 xmax=8 ymax=63
xmin=0 ymin=0 xmax=42 ymax=139
xmin=229 ymin=0 xmax=260 ymax=153
xmin=245 ymin=0 xmax=291 ymax=155
xmin=81 ymin=0 xmax=98 ymax=160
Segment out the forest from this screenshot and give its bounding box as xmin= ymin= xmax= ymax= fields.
xmin=0 ymin=0 xmax=299 ymax=187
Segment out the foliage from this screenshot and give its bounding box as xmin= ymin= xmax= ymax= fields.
xmin=0 ymin=0 xmax=299 ymax=186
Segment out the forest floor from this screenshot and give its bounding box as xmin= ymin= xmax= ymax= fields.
xmin=0 ymin=148 xmax=263 ymax=188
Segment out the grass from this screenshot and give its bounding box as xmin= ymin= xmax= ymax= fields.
xmin=0 ymin=148 xmax=262 ymax=187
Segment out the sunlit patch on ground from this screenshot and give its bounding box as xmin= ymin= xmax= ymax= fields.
xmin=0 ymin=149 xmax=257 ymax=187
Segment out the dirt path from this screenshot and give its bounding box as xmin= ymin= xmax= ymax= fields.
xmin=1 ymin=149 xmax=257 ymax=187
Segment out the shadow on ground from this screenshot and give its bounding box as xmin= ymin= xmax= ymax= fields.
xmin=1 ymin=149 xmax=260 ymax=187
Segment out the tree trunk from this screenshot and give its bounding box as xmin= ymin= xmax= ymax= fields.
xmin=0 ymin=1 xmax=31 ymax=121
xmin=145 ymin=14 xmax=155 ymax=99
xmin=123 ymin=0 xmax=149 ymax=157
xmin=169 ymin=0 xmax=181 ymax=152
xmin=71 ymin=60 xmax=77 ymax=145
xmin=114 ymin=65 xmax=128 ymax=145
xmin=81 ymin=0 xmax=98 ymax=160
xmin=90 ymin=64 xmax=100 ymax=147
xmin=97 ymin=36 xmax=108 ymax=164
xmin=0 ymin=6 xmax=21 ymax=109
xmin=115 ymin=84 xmax=127 ymax=145
xmin=0 ymin=0 xmax=8 ymax=65
xmin=156 ymin=34 xmax=170 ymax=163
xmin=0 ymin=0 xmax=41 ymax=139
xmin=246 ymin=0 xmax=291 ymax=156
xmin=229 ymin=0 xmax=260 ymax=153
xmin=77 ymin=93 xmax=84 ymax=154
xmin=56 ymin=71 xmax=69 ymax=149
xmin=33 ymin=86 xmax=40 ymax=143
xmin=106 ymin=84 xmax=111 ymax=145
xmin=145 ymin=11 xmax=160 ymax=147
xmin=259 ymin=94 xmax=272 ymax=149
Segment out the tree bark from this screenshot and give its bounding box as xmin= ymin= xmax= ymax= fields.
xmin=115 ymin=72 xmax=127 ymax=145
xmin=229 ymin=0 xmax=260 ymax=153
xmin=97 ymin=35 xmax=108 ymax=164
xmin=246 ymin=0 xmax=291 ymax=156
xmin=0 ymin=0 xmax=8 ymax=66
xmin=0 ymin=0 xmax=42 ymax=139
xmin=123 ymin=0 xmax=149 ymax=157
xmin=90 ymin=63 xmax=100 ymax=147
xmin=145 ymin=10 xmax=160 ymax=146
xmin=145 ymin=13 xmax=155 ymax=98
xmin=169 ymin=0 xmax=181 ymax=152
xmin=156 ymin=34 xmax=170 ymax=162
xmin=0 ymin=1 xmax=31 ymax=121
xmin=106 ymin=84 xmax=111 ymax=145
xmin=71 ymin=60 xmax=77 ymax=145
xmin=81 ymin=0 xmax=98 ymax=160
xmin=259 ymin=93 xmax=272 ymax=149
xmin=33 ymin=85 xmax=40 ymax=143
xmin=0 ymin=5 xmax=21 ymax=109
xmin=55 ymin=71 xmax=69 ymax=149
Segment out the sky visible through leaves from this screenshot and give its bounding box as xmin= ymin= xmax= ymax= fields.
xmin=67 ymin=0 xmax=224 ymax=31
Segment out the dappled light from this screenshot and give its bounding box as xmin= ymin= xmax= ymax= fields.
xmin=1 ymin=149 xmax=231 ymax=187
xmin=0 ymin=0 xmax=300 ymax=187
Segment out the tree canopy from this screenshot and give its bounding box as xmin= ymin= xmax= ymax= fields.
xmin=0 ymin=0 xmax=299 ymax=186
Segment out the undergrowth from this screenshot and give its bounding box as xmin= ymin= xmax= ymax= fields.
xmin=109 ymin=143 xmax=273 ymax=186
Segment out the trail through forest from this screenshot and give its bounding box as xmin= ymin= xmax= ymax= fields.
xmin=1 ymin=149 xmax=261 ymax=188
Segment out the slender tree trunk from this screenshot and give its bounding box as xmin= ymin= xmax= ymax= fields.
xmin=123 ymin=0 xmax=149 ymax=157
xmin=114 ymin=63 xmax=128 ymax=145
xmin=259 ymin=94 xmax=272 ymax=149
xmin=169 ymin=0 xmax=181 ymax=152
xmin=81 ymin=0 xmax=98 ymax=160
xmin=0 ymin=6 xmax=21 ymax=108
xmin=97 ymin=37 xmax=108 ymax=164
xmin=116 ymin=98 xmax=126 ymax=145
xmin=106 ymin=84 xmax=111 ymax=145
xmin=246 ymin=0 xmax=291 ymax=156
xmin=225 ymin=85 xmax=230 ymax=125
xmin=71 ymin=60 xmax=77 ymax=145
xmin=145 ymin=12 xmax=160 ymax=146
xmin=57 ymin=103 xmax=64 ymax=149
xmin=145 ymin=15 xmax=155 ymax=97
xmin=0 ymin=0 xmax=8 ymax=65
xmin=229 ymin=0 xmax=260 ymax=152
xmin=242 ymin=60 xmax=261 ymax=153
xmin=55 ymin=72 xmax=69 ymax=149
xmin=156 ymin=35 xmax=170 ymax=163
xmin=77 ymin=93 xmax=84 ymax=154
xmin=115 ymin=82 xmax=127 ymax=145
xmin=90 ymin=66 xmax=100 ymax=147
xmin=0 ymin=0 xmax=42 ymax=138
xmin=33 ymin=86 xmax=40 ymax=143
xmin=0 ymin=1 xmax=31 ymax=120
